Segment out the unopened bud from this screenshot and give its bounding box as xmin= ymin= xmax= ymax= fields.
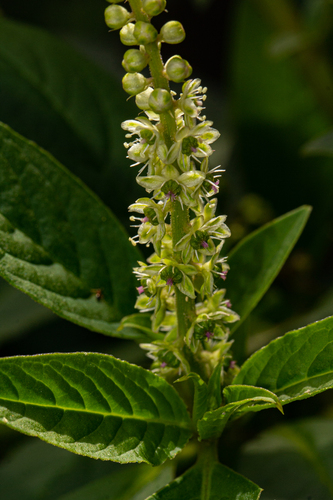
xmin=134 ymin=21 xmax=158 ymax=45
xmin=165 ymin=55 xmax=192 ymax=83
xmin=135 ymin=87 xmax=154 ymax=110
xmin=160 ymin=21 xmax=185 ymax=44
xmin=122 ymin=49 xmax=148 ymax=73
xmin=104 ymin=5 xmax=131 ymax=30
xmin=119 ymin=23 xmax=137 ymax=46
xmin=148 ymin=88 xmax=173 ymax=113
xmin=122 ymin=72 xmax=147 ymax=95
xmin=142 ymin=0 xmax=166 ymax=17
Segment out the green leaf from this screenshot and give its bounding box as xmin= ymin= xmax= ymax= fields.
xmin=0 ymin=122 xmax=141 ymax=335
xmin=146 ymin=459 xmax=262 ymax=500
xmin=234 ymin=315 xmax=333 ymax=405
xmin=227 ymin=205 xmax=311 ymax=334
xmin=239 ymin=418 xmax=333 ymax=500
xmin=207 ymin=362 xmax=222 ymax=411
xmin=0 ymin=353 xmax=193 ymax=466
xmin=224 ymin=384 xmax=283 ymax=412
xmin=176 ymin=373 xmax=208 ymax=424
xmin=302 ymin=130 xmax=333 ymax=157
xmin=0 ymin=17 xmax=131 ymax=179
xmin=197 ymin=385 xmax=281 ymax=441
xmin=118 ymin=314 xmax=164 ymax=342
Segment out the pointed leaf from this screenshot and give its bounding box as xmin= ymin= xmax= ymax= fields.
xmin=224 ymin=384 xmax=283 ymax=413
xmin=146 ymin=460 xmax=262 ymax=500
xmin=198 ymin=393 xmax=280 ymax=441
xmin=0 ymin=353 xmax=193 ymax=465
xmin=226 ymin=206 xmax=311 ymax=334
xmin=0 ymin=122 xmax=140 ymax=335
xmin=234 ymin=315 xmax=333 ymax=405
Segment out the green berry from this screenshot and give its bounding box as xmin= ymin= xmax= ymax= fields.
xmin=134 ymin=21 xmax=158 ymax=45
xmin=122 ymin=72 xmax=147 ymax=95
xmin=160 ymin=21 xmax=185 ymax=44
xmin=122 ymin=49 xmax=148 ymax=73
xmin=135 ymin=87 xmax=154 ymax=110
xmin=119 ymin=23 xmax=137 ymax=45
xmin=142 ymin=0 xmax=166 ymax=17
xmin=148 ymin=88 xmax=173 ymax=114
xmin=165 ymin=55 xmax=192 ymax=83
xmin=104 ymin=5 xmax=130 ymax=30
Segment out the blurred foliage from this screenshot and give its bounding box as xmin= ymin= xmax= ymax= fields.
xmin=0 ymin=0 xmax=333 ymax=497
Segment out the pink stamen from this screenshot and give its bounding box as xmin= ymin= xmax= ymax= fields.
xmin=212 ymin=179 xmax=220 ymax=194
xmin=166 ymin=278 xmax=174 ymax=286
xmin=166 ymin=191 xmax=177 ymax=202
xmin=229 ymin=360 xmax=236 ymax=370
xmin=225 ymin=300 xmax=232 ymax=308
xmin=142 ymin=216 xmax=149 ymax=223
xmin=137 ymin=286 xmax=145 ymax=294
xmin=161 ymin=362 xmax=167 ymax=368
xmin=191 ymin=146 xmax=198 ymax=153
xmin=201 ymin=240 xmax=209 ymax=249
xmin=205 ymin=331 xmax=214 ymax=340
xmin=220 ymin=271 xmax=228 ymax=281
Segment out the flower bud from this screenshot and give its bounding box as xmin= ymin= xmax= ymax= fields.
xmin=104 ymin=5 xmax=131 ymax=30
xmin=134 ymin=21 xmax=158 ymax=45
xmin=122 ymin=72 xmax=147 ymax=95
xmin=142 ymin=0 xmax=166 ymax=17
xmin=148 ymin=88 xmax=173 ymax=113
xmin=119 ymin=23 xmax=137 ymax=46
xmin=122 ymin=49 xmax=148 ymax=73
xmin=165 ymin=55 xmax=192 ymax=83
xmin=160 ymin=21 xmax=185 ymax=44
xmin=135 ymin=87 xmax=154 ymax=110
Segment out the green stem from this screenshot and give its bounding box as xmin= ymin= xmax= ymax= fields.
xmin=197 ymin=440 xmax=219 ymax=500
xmin=127 ymin=0 xmax=196 ymax=339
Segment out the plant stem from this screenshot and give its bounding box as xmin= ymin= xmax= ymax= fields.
xmin=128 ymin=0 xmax=196 ymax=339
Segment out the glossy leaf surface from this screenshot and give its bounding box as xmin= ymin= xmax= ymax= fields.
xmin=146 ymin=459 xmax=262 ymax=500
xmin=234 ymin=316 xmax=333 ymax=404
xmin=0 ymin=353 xmax=192 ymax=465
xmin=0 ymin=122 xmax=140 ymax=334
xmin=227 ymin=206 xmax=311 ymax=334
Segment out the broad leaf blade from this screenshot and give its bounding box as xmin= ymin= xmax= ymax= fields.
xmin=234 ymin=315 xmax=333 ymax=404
xmin=226 ymin=205 xmax=311 ymax=333
xmin=146 ymin=460 xmax=262 ymax=500
xmin=0 ymin=122 xmax=140 ymax=335
xmin=0 ymin=353 xmax=192 ymax=465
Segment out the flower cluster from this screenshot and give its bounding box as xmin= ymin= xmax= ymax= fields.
xmin=105 ymin=0 xmax=239 ymax=379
